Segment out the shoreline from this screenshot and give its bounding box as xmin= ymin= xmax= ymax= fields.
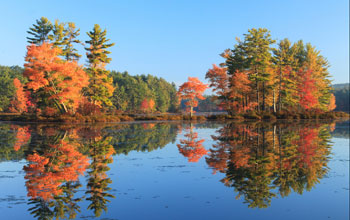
xmin=0 ymin=111 xmax=348 ymax=123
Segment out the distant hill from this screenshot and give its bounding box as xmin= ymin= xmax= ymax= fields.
xmin=332 ymin=83 xmax=349 ymax=112
xmin=332 ymin=83 xmax=349 ymax=89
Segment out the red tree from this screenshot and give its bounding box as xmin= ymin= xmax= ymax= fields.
xmin=177 ymin=77 xmax=208 ymax=117
xmin=298 ymin=69 xmax=318 ymax=110
xmin=140 ymin=98 xmax=149 ymax=112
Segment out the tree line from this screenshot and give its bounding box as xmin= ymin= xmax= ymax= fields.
xmin=205 ymin=28 xmax=336 ymax=115
xmin=0 ymin=18 xmax=344 ymax=118
xmin=111 ymin=71 xmax=177 ymax=113
xmin=332 ymin=83 xmax=349 ymax=112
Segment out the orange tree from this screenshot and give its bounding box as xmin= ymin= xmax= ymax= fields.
xmin=177 ymin=77 xmax=207 ymax=118
xmin=24 ymin=42 xmax=89 ymax=114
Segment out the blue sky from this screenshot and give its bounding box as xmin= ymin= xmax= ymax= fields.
xmin=0 ymin=0 xmax=348 ymax=86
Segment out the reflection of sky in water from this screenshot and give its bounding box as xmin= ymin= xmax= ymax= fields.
xmin=0 ymin=122 xmax=348 ymax=220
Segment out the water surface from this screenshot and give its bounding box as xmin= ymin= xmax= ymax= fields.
xmin=0 ymin=120 xmax=348 ymax=220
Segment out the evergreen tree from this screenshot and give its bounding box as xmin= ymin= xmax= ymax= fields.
xmin=48 ymin=19 xmax=67 ymax=49
xmin=243 ymin=28 xmax=275 ymax=111
xmin=27 ymin=17 xmax=53 ymax=45
xmin=63 ymin=22 xmax=82 ymax=61
xmin=48 ymin=20 xmax=82 ymax=61
xmin=85 ymin=24 xmax=115 ymax=107
xmin=273 ymin=38 xmax=298 ymax=111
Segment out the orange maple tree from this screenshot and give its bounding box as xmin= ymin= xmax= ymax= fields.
xmin=9 ymin=78 xmax=29 ymax=113
xmin=148 ymin=99 xmax=155 ymax=111
xmin=24 ymin=42 xmax=89 ymax=113
xmin=177 ymin=77 xmax=208 ymax=117
xmin=227 ymin=71 xmax=252 ymax=113
xmin=328 ymin=94 xmax=336 ymax=111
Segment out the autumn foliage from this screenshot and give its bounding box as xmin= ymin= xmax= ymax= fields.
xmin=177 ymin=125 xmax=207 ymax=162
xmin=23 ymin=140 xmax=89 ymax=201
xmin=13 ymin=126 xmax=31 ymax=151
xmin=24 ymin=42 xmax=89 ymax=113
xmin=206 ymin=122 xmax=331 ymax=208
xmin=177 ymin=77 xmax=208 ymax=117
xmin=140 ymin=98 xmax=155 ymax=113
xmin=9 ymin=78 xmax=29 ymax=113
xmin=205 ymin=29 xmax=336 ymax=115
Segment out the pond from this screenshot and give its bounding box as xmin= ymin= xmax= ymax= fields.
xmin=0 ymin=120 xmax=348 ymax=220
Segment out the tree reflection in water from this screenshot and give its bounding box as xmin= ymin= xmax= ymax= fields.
xmin=206 ymin=122 xmax=333 ymax=208
xmin=5 ymin=123 xmax=179 ymax=219
xmin=22 ymin=125 xmax=89 ymax=219
xmin=177 ymin=124 xmax=207 ymax=162
xmin=0 ymin=121 xmax=337 ymax=218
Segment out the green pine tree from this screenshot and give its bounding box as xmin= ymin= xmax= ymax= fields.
xmin=27 ymin=17 xmax=53 ymax=45
xmin=85 ymin=24 xmax=115 ymax=107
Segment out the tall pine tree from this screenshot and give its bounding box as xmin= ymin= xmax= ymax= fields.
xmin=85 ymin=24 xmax=115 ymax=107
xmin=27 ymin=17 xmax=53 ymax=45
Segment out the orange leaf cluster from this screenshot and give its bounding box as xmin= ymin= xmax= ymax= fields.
xmin=140 ymin=98 xmax=156 ymax=112
xmin=24 ymin=42 xmax=89 ymax=111
xmin=10 ymin=78 xmax=28 ymax=113
xmin=177 ymin=127 xmax=207 ymax=162
xmin=177 ymin=77 xmax=208 ymax=114
xmin=13 ymin=126 xmax=31 ymax=151
xmin=23 ymin=140 xmax=89 ymax=201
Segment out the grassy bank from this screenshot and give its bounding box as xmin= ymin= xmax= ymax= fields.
xmin=0 ymin=111 xmax=348 ymax=123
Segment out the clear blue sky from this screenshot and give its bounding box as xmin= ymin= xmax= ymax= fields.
xmin=0 ymin=0 xmax=348 ymax=86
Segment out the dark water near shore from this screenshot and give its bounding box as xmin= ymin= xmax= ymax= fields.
xmin=0 ymin=120 xmax=348 ymax=220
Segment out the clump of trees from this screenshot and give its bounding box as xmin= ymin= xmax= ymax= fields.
xmin=111 ymin=71 xmax=178 ymax=113
xmin=2 ymin=17 xmax=179 ymax=119
xmin=13 ymin=17 xmax=115 ymax=117
xmin=206 ymin=28 xmax=336 ymax=115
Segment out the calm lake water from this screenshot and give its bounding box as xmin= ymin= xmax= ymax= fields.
xmin=0 ymin=120 xmax=348 ymax=220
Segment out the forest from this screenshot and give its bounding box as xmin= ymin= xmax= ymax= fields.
xmin=0 ymin=17 xmax=348 ymax=122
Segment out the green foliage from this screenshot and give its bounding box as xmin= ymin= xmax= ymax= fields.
xmin=48 ymin=20 xmax=82 ymax=61
xmin=208 ymin=122 xmax=332 ymax=208
xmin=27 ymin=17 xmax=53 ymax=45
xmin=212 ymin=28 xmax=335 ymax=114
xmin=332 ymin=83 xmax=349 ymax=112
xmin=85 ymin=24 xmax=115 ymax=107
xmin=0 ymin=66 xmax=25 ymax=111
xmin=111 ymin=71 xmax=178 ymax=112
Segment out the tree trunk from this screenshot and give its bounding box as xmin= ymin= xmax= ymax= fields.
xmin=256 ymin=79 xmax=259 ymax=112
xmin=190 ymin=106 xmax=193 ymax=119
xmin=262 ymin=82 xmax=265 ymax=111
xmin=273 ymin=88 xmax=276 ymax=113
xmin=61 ymin=103 xmax=68 ymax=114
xmin=278 ymin=64 xmax=282 ymax=112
